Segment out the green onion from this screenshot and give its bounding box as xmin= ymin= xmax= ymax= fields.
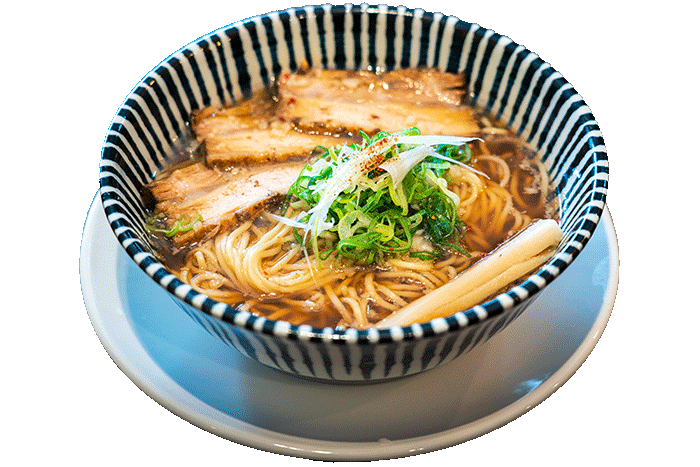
xmin=145 ymin=213 xmax=202 ymax=237
xmin=277 ymin=128 xmax=479 ymax=264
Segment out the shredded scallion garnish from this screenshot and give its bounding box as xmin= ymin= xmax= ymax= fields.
xmin=279 ymin=128 xmax=480 ymax=264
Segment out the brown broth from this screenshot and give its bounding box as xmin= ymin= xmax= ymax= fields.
xmin=145 ymin=69 xmax=558 ymax=328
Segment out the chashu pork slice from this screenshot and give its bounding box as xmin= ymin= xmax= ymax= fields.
xmin=145 ymin=161 xmax=307 ymax=246
xmin=280 ymin=97 xmax=478 ymax=137
xmin=278 ymin=68 xmax=467 ymax=106
xmin=277 ymin=68 xmax=481 ymax=137
xmin=202 ymin=124 xmax=346 ymax=167
xmin=193 ymin=97 xmax=350 ymax=168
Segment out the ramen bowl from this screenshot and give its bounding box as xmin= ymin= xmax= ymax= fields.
xmin=99 ymin=4 xmax=608 ymax=382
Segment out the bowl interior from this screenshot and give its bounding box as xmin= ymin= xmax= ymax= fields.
xmin=99 ymin=5 xmax=607 ymax=340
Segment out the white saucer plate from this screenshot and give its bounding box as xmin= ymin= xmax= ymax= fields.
xmin=81 ymin=198 xmax=618 ymax=461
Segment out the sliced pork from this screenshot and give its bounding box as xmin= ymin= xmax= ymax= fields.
xmin=145 ymin=161 xmax=307 ymax=246
xmin=277 ymin=68 xmax=481 ymax=137
xmin=193 ymin=95 xmax=351 ymax=167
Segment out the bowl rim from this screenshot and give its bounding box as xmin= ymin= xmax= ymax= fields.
xmin=99 ymin=3 xmax=608 ymax=344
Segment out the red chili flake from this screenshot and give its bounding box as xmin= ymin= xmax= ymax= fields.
xmin=278 ymin=116 xmax=287 ymax=122
xmin=370 ymin=114 xmax=380 ymax=119
xmin=288 ymin=97 xmax=297 ymax=104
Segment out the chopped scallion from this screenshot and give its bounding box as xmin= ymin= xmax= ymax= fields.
xmin=145 ymin=213 xmax=202 ymax=237
xmin=281 ymin=128 xmax=479 ymax=264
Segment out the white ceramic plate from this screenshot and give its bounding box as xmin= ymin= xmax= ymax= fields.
xmin=81 ymin=197 xmax=617 ymax=461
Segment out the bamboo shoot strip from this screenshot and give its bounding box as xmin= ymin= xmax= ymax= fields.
xmin=375 ymin=219 xmax=563 ymax=328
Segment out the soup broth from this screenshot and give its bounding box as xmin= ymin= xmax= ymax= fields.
xmin=144 ymin=68 xmax=558 ymax=328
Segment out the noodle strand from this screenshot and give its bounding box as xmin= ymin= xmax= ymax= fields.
xmin=175 ymin=135 xmax=555 ymax=328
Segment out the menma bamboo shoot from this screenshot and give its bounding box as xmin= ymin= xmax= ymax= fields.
xmin=375 ymin=219 xmax=563 ymax=328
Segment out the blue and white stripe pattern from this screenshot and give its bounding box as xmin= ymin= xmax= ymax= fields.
xmin=100 ymin=5 xmax=608 ymax=381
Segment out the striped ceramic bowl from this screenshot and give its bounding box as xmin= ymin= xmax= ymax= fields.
xmin=99 ymin=4 xmax=608 ymax=382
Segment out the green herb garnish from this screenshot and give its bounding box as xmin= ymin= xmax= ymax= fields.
xmin=145 ymin=213 xmax=202 ymax=237
xmin=274 ymin=128 xmax=480 ymax=264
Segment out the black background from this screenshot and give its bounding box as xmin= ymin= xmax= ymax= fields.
xmin=76 ymin=0 xmax=624 ymax=465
